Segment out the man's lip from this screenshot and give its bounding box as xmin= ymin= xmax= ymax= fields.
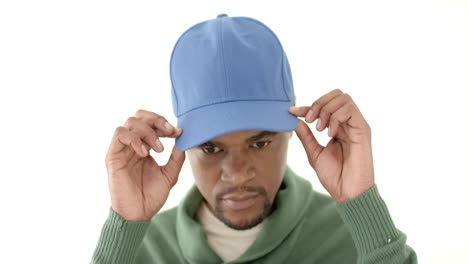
xmin=221 ymin=192 xmax=259 ymax=201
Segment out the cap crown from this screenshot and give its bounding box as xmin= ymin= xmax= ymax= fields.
xmin=170 ymin=15 xmax=295 ymax=117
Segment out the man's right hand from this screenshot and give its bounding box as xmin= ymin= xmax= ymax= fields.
xmin=105 ymin=110 xmax=185 ymax=221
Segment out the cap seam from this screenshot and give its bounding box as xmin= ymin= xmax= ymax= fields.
xmin=218 ymin=17 xmax=230 ymax=99
xmin=170 ymin=18 xmax=213 ymax=115
xmin=239 ymin=17 xmax=292 ymax=100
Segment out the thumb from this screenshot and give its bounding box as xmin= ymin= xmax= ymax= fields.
xmin=162 ymin=146 xmax=185 ymax=184
xmin=295 ymin=120 xmax=323 ymax=168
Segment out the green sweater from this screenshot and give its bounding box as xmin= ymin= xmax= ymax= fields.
xmin=91 ymin=167 xmax=417 ymax=263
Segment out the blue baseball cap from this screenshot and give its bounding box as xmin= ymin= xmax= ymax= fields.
xmin=170 ymin=14 xmax=298 ymax=151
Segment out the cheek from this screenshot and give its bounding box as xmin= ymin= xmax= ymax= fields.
xmin=255 ymin=138 xmax=289 ymax=170
xmin=251 ymin=140 xmax=289 ymax=199
xmin=188 ymin=152 xmax=222 ymax=203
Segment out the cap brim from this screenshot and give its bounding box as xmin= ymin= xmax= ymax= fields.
xmin=175 ymin=100 xmax=298 ymax=151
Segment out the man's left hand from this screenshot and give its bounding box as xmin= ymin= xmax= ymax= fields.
xmin=289 ymin=89 xmax=375 ymax=203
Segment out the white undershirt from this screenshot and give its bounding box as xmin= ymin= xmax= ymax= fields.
xmin=197 ymin=202 xmax=263 ymax=262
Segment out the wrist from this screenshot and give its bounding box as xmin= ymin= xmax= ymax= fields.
xmin=111 ymin=205 xmax=153 ymax=222
xmin=334 ymin=181 xmax=375 ymax=203
xmin=335 ymin=185 xmax=400 ymax=255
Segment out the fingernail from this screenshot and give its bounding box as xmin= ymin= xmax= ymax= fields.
xmin=155 ymin=139 xmax=164 ymax=152
xmin=141 ymin=145 xmax=148 ymax=156
xmin=164 ymin=121 xmax=174 ymax=130
xmin=316 ymin=118 xmax=322 ymax=130
xmin=305 ymin=110 xmax=313 ymax=122
xmin=175 ymin=128 xmax=183 ymax=134
xmin=328 ymin=126 xmax=332 ymax=137
xmin=289 ymin=106 xmax=298 ymax=111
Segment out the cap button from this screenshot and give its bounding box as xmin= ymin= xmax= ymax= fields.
xmin=217 ymin=14 xmax=228 ymax=18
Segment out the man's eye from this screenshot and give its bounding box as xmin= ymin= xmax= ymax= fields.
xmin=251 ymin=141 xmax=271 ymax=149
xmin=201 ymin=146 xmax=223 ymax=154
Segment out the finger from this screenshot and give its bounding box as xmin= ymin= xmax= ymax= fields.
xmin=295 ymin=120 xmax=323 ymax=168
xmin=328 ymin=102 xmax=369 ymax=139
xmin=328 ymin=117 xmax=340 ymax=138
xmin=288 ymin=106 xmax=310 ymax=117
xmin=107 ymin=127 xmax=148 ymax=160
xmin=124 ymin=117 xmax=164 ymax=153
xmin=317 ymin=93 xmax=351 ymax=132
xmin=305 ymin=89 xmax=343 ymax=123
xmin=161 ymin=146 xmax=186 ymax=187
xmin=133 ymin=109 xmax=181 ymax=138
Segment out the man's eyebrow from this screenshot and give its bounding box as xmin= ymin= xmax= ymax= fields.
xmin=246 ymin=131 xmax=278 ymax=142
xmin=198 ymin=141 xmax=216 ymax=148
xmin=198 ymin=131 xmax=277 ymax=147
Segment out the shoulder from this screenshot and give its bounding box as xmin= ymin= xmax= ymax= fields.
xmin=277 ymin=168 xmax=357 ymax=260
xmin=153 ymin=206 xmax=178 ymax=224
xmin=142 ymin=206 xmax=179 ymax=248
xmin=302 ymin=189 xmax=346 ymax=229
xmin=286 ymin=168 xmax=341 ymax=223
xmin=134 ymin=206 xmax=185 ymax=262
xmin=286 ymin=169 xmax=341 ymax=222
xmin=148 ymin=206 xmax=178 ymax=235
xmin=300 ymin=190 xmax=357 ymax=259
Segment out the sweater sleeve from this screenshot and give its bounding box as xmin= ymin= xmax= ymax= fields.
xmin=91 ymin=208 xmax=150 ymax=264
xmin=336 ymin=185 xmax=418 ymax=264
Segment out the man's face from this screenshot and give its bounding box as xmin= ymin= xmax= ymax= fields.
xmin=187 ymin=130 xmax=291 ymax=230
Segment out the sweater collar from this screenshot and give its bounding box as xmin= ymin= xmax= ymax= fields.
xmin=176 ymin=166 xmax=313 ymax=263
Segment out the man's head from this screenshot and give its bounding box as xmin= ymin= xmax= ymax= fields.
xmin=170 ymin=14 xmax=297 ymax=229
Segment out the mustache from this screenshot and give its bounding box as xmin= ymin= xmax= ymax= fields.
xmin=216 ymin=186 xmax=268 ymax=200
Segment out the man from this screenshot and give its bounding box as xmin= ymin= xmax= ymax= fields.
xmin=92 ymin=14 xmax=417 ymax=263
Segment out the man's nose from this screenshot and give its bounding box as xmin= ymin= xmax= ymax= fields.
xmin=221 ymin=150 xmax=255 ymax=185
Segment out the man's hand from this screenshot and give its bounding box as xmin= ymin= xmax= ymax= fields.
xmin=289 ymin=89 xmax=375 ymax=203
xmin=105 ymin=110 xmax=185 ymax=221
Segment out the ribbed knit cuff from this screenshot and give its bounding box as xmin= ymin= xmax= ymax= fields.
xmin=336 ymin=185 xmax=400 ymax=256
xmin=91 ymin=208 xmax=150 ymax=264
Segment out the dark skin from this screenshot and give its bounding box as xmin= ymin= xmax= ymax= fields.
xmin=105 ymin=89 xmax=374 ymax=223
xmin=187 ymin=131 xmax=291 ymax=230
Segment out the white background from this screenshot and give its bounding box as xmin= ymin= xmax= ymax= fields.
xmin=0 ymin=0 xmax=467 ymax=263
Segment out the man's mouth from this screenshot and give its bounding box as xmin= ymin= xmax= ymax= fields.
xmin=221 ymin=193 xmax=259 ymax=211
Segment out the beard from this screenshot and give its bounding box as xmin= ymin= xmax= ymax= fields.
xmin=214 ymin=186 xmax=273 ymax=230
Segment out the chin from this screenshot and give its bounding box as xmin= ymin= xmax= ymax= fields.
xmin=215 ymin=196 xmax=272 ymax=230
